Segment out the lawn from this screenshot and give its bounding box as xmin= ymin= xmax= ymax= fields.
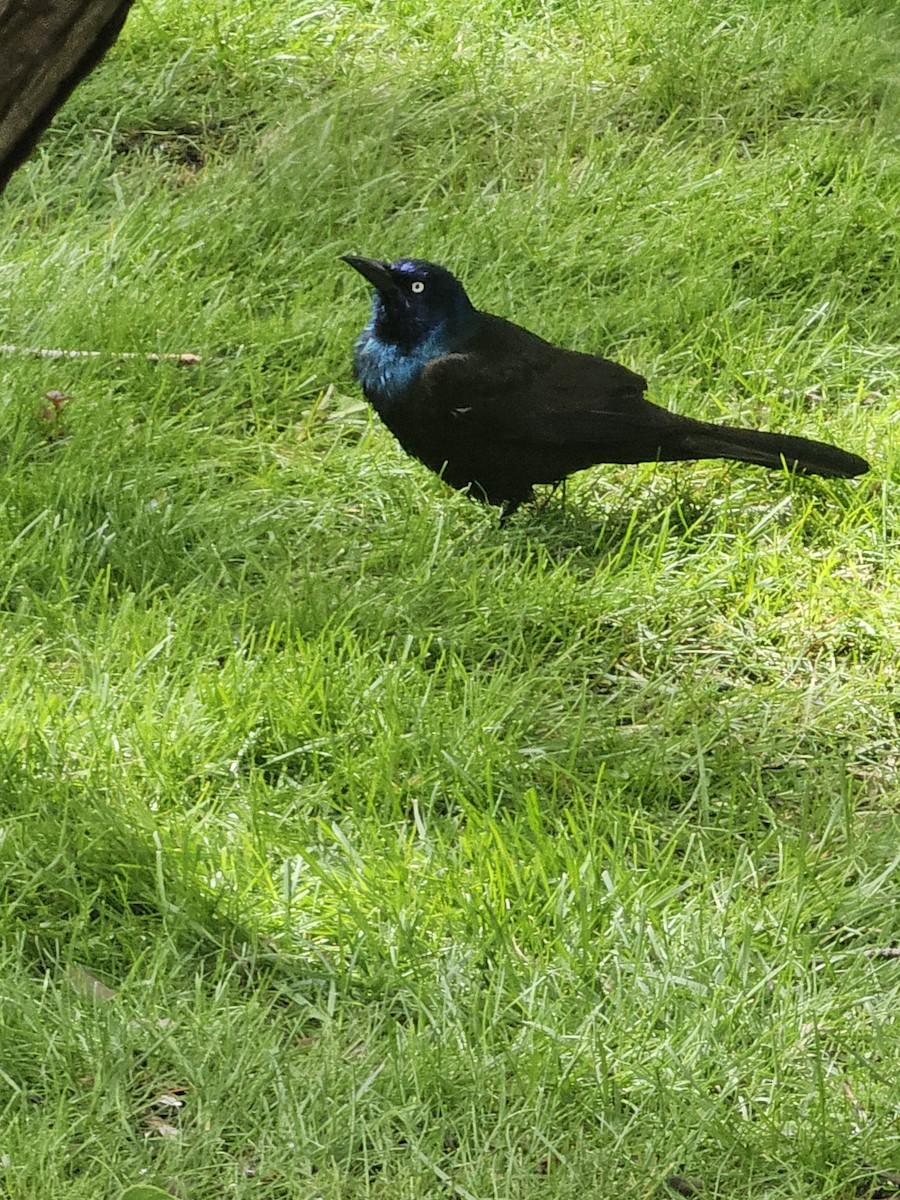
xmin=0 ymin=0 xmax=898 ymax=1196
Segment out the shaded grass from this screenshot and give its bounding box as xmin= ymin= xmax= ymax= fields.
xmin=0 ymin=0 xmax=899 ymax=1196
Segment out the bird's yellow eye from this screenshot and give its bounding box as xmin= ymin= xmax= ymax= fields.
xmin=411 ymin=280 xmax=425 ymax=294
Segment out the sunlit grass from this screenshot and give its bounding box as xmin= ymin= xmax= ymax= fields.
xmin=0 ymin=1 xmax=898 ymax=1196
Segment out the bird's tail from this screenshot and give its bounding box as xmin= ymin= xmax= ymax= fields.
xmin=665 ymin=419 xmax=869 ymax=479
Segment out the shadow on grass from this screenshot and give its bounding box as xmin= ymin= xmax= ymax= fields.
xmin=499 ymin=468 xmax=865 ymax=564
xmin=0 ymin=771 xmax=331 ymax=1007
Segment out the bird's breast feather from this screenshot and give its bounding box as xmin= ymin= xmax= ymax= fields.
xmin=352 ymin=329 xmax=447 ymax=411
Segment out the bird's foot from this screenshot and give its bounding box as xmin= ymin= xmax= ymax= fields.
xmin=498 ymin=499 xmax=521 ymax=526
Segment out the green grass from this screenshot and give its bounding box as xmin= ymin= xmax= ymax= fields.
xmin=1 ymin=0 xmax=899 ymax=1196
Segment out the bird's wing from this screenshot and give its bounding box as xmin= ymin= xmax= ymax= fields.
xmin=418 ymin=315 xmax=656 ymax=446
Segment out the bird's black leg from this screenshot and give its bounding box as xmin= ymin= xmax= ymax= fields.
xmin=538 ymin=479 xmax=567 ymax=510
xmin=499 ymin=499 xmax=521 ymax=526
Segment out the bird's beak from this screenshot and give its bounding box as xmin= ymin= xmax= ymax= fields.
xmin=341 ymin=255 xmax=397 ymax=294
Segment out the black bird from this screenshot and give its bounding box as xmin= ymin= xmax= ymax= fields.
xmin=343 ymin=255 xmax=869 ymax=518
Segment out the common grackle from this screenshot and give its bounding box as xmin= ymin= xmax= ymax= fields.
xmin=343 ymin=256 xmax=869 ymax=519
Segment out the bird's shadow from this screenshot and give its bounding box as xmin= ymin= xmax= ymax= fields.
xmin=493 ymin=471 xmax=848 ymax=567
xmin=499 ymin=480 xmax=710 ymax=557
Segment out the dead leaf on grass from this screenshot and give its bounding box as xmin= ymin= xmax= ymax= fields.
xmin=66 ymin=964 xmax=117 ymax=1002
xmin=41 ymin=389 xmax=71 ymax=420
xmin=144 ymin=1116 xmax=180 ymax=1140
xmin=666 ymin=1176 xmax=702 ymax=1197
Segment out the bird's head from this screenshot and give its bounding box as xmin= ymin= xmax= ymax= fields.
xmin=342 ymin=256 xmax=477 ymax=351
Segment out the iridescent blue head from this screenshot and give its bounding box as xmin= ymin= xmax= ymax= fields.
xmin=342 ymin=255 xmax=478 ymax=353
